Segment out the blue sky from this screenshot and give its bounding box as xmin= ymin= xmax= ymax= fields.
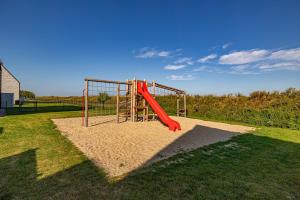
xmin=1 ymin=0 xmax=300 ymax=96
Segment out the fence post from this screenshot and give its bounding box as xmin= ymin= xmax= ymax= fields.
xmin=116 ymin=83 xmax=120 ymax=123
xmin=84 ymin=80 xmax=89 ymax=127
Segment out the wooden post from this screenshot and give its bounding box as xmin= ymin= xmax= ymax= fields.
xmin=177 ymin=94 xmax=180 ymax=117
xmin=142 ymin=80 xmax=146 ymax=121
xmin=152 ymin=80 xmax=156 ymax=120
xmin=133 ymin=79 xmax=137 ymax=122
xmin=152 ymin=80 xmax=156 ymax=97
xmin=130 ymin=80 xmax=133 ymax=121
xmin=184 ymin=94 xmax=187 ymax=117
xmin=84 ymin=80 xmax=89 ymax=127
xmin=125 ymin=80 xmax=129 ymax=121
xmin=131 ymin=79 xmax=135 ymax=122
xmin=116 ymin=83 xmax=120 ymax=123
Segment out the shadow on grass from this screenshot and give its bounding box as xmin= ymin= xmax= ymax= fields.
xmin=0 ymin=127 xmax=3 ymax=135
xmin=0 ymin=149 xmax=109 ymax=199
xmin=1 ymin=132 xmax=300 ymax=199
xmin=114 ymin=133 xmax=300 ymax=199
xmin=6 ymin=105 xmax=82 ymax=116
xmin=141 ymin=125 xmax=238 ymax=167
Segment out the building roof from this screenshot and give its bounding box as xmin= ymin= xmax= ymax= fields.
xmin=0 ymin=61 xmax=20 ymax=84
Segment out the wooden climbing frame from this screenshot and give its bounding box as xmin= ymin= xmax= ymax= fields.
xmin=83 ymin=78 xmax=186 ymax=127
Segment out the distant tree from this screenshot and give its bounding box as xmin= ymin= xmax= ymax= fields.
xmin=20 ymin=90 xmax=35 ymax=99
xmin=97 ymin=92 xmax=111 ymax=109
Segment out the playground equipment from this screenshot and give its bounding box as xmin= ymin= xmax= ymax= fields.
xmin=83 ymin=78 xmax=186 ymax=131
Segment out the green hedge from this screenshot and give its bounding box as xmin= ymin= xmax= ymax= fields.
xmin=187 ymin=88 xmax=300 ymax=129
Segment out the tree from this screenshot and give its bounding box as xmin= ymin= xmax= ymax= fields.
xmin=20 ymin=90 xmax=36 ymax=99
xmin=97 ymin=92 xmax=111 ymax=109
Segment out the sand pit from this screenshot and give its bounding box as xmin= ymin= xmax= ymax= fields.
xmin=52 ymin=116 xmax=254 ymax=177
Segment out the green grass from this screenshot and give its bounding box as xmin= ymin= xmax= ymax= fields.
xmin=1 ymin=105 xmax=300 ymax=199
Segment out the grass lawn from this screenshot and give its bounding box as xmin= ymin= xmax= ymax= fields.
xmin=0 ymin=105 xmax=300 ymax=199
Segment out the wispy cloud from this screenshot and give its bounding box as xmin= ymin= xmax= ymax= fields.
xmin=270 ymin=48 xmax=300 ymax=61
xmin=219 ymin=49 xmax=270 ymax=65
xmin=229 ymin=65 xmax=260 ymax=75
xmin=192 ymin=65 xmax=227 ymax=74
xmin=258 ymin=62 xmax=300 ymax=71
xmin=164 ymin=64 xmax=186 ymax=70
xmin=197 ymin=54 xmax=217 ymax=63
xmin=222 ymin=43 xmax=232 ymax=49
xmin=168 ymin=74 xmax=194 ymax=81
xmin=174 ymin=57 xmax=194 ymax=65
xmin=218 ymin=47 xmax=300 ymax=73
xmin=135 ymin=47 xmax=172 ymax=58
xmin=192 ymin=66 xmax=209 ymax=72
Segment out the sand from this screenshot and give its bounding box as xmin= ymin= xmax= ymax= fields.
xmin=52 ymin=116 xmax=254 ymax=177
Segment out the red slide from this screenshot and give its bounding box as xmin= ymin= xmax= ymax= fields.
xmin=137 ymin=81 xmax=181 ymax=131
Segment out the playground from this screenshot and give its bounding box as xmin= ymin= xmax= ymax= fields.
xmin=53 ymin=116 xmax=254 ymax=177
xmin=1 ymin=92 xmax=300 ymax=199
xmin=49 ymin=78 xmax=254 ymax=177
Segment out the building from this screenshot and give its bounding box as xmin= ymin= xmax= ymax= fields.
xmin=0 ymin=61 xmax=20 ymax=108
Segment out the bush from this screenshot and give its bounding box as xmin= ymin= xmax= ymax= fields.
xmin=187 ymin=88 xmax=300 ymax=129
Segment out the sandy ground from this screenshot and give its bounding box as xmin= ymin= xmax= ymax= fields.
xmin=52 ymin=116 xmax=254 ymax=177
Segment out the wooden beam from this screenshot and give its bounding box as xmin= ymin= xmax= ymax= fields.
xmin=84 ymin=78 xmax=130 ymax=85
xmin=84 ymin=80 xmax=89 ymax=127
xmin=155 ymin=83 xmax=185 ymax=94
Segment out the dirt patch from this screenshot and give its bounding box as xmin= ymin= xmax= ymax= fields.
xmin=52 ymin=116 xmax=254 ymax=177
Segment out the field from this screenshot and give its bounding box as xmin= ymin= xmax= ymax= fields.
xmin=1 ymin=104 xmax=300 ymax=199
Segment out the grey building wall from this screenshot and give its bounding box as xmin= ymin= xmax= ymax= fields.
xmin=0 ymin=64 xmax=20 ymax=108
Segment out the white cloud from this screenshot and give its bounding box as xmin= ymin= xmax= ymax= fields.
xmin=168 ymin=74 xmax=194 ymax=81
xmin=229 ymin=70 xmax=260 ymax=75
xmin=174 ymin=57 xmax=194 ymax=65
xmin=197 ymin=54 xmax=217 ymax=63
xmin=192 ymin=66 xmax=226 ymax=74
xmin=157 ymin=51 xmax=171 ymax=57
xmin=222 ymin=43 xmax=232 ymax=49
xmin=192 ymin=66 xmax=209 ymax=72
xmin=258 ymin=62 xmax=300 ymax=71
xmin=219 ymin=49 xmax=270 ymax=65
xmin=164 ymin=64 xmax=186 ymax=70
xmin=135 ymin=48 xmax=172 ymax=58
xmin=229 ymin=65 xmax=259 ymax=74
xmin=230 ymin=65 xmax=251 ymax=71
xmin=270 ymin=48 xmax=300 ymax=61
